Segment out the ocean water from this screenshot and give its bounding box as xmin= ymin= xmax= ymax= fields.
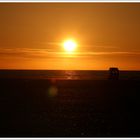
xmin=0 ymin=70 xmax=140 ymax=80
xmin=0 ymin=70 xmax=140 ymax=137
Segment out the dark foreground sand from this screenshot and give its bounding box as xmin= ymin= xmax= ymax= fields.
xmin=0 ymin=78 xmax=140 ymax=137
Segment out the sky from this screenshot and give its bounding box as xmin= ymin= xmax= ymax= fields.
xmin=0 ymin=3 xmax=140 ymax=70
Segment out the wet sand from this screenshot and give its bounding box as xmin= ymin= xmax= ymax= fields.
xmin=0 ymin=78 xmax=140 ymax=137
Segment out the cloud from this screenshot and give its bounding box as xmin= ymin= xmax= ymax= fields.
xmin=0 ymin=47 xmax=140 ymax=59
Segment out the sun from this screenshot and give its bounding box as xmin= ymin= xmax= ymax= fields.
xmin=63 ymin=39 xmax=77 ymax=52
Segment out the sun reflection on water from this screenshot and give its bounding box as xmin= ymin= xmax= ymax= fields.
xmin=65 ymin=70 xmax=77 ymax=79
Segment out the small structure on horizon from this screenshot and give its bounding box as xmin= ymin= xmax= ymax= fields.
xmin=108 ymin=67 xmax=119 ymax=80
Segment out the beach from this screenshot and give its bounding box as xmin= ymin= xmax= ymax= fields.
xmin=0 ymin=73 xmax=140 ymax=137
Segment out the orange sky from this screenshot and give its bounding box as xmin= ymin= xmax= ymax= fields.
xmin=0 ymin=3 xmax=140 ymax=70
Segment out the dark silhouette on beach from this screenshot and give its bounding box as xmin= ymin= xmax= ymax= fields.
xmin=109 ymin=67 xmax=119 ymax=80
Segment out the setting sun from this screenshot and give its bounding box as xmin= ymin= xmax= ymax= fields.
xmin=63 ymin=40 xmax=77 ymax=52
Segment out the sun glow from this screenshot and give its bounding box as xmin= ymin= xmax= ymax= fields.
xmin=63 ymin=39 xmax=77 ymax=52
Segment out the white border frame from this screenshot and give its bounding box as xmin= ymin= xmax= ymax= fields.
xmin=0 ymin=0 xmax=140 ymax=2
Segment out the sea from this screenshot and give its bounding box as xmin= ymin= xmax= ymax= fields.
xmin=0 ymin=70 xmax=140 ymax=80
xmin=0 ymin=69 xmax=140 ymax=137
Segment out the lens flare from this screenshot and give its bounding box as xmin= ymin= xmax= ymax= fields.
xmin=48 ymin=86 xmax=58 ymax=97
